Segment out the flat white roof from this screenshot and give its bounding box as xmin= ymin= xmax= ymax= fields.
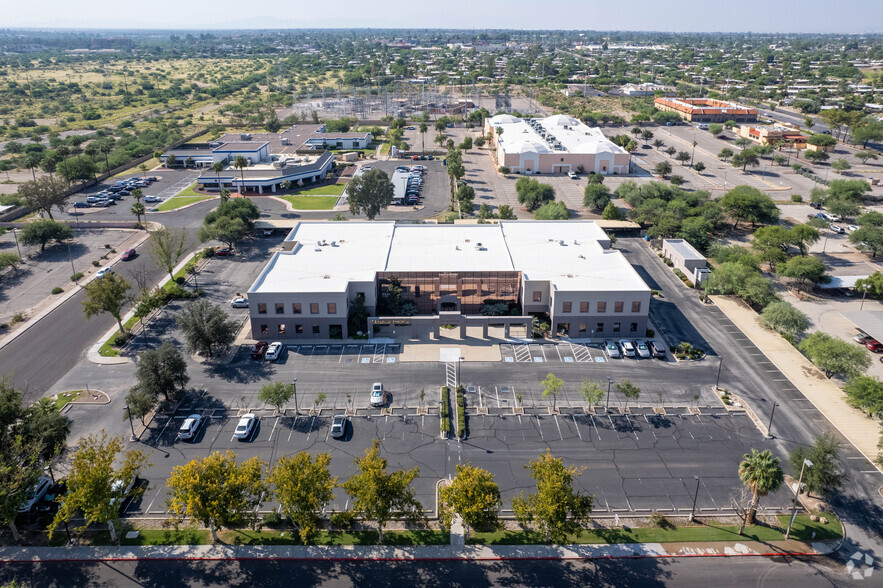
xmin=249 ymin=221 xmax=648 ymax=294
xmin=491 ymin=115 xmax=627 ymax=156
xmin=663 ymin=239 xmax=706 ymax=262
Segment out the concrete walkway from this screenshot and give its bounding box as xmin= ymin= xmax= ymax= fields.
xmin=712 ymin=295 xmax=882 ymax=470
xmin=0 ymin=537 xmax=838 ymax=563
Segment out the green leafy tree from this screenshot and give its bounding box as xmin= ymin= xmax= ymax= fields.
xmin=654 ymin=161 xmax=672 ymax=179
xmin=751 ymin=225 xmax=790 ymax=269
xmin=515 ymin=177 xmax=555 ymax=212
xmin=856 ymin=151 xmax=878 ymax=165
xmin=198 ymin=215 xmax=249 ymax=249
xmin=825 ymin=197 xmax=861 ymax=221
xmin=843 ymin=376 xmax=883 ymax=418
xmin=799 ymin=332 xmax=871 ymax=379
xmin=738 ymin=449 xmax=784 ymax=528
xmin=708 ymin=123 xmax=723 ymax=136
xmin=601 ymin=202 xmax=625 ymax=220
xmin=259 ymin=382 xmax=294 ymax=414
xmin=831 ymin=158 xmax=851 ymax=173
xmin=850 ymin=226 xmax=883 ymax=257
xmin=578 ymin=379 xmax=604 ymax=407
xmin=49 ymin=432 xmax=148 ymax=543
xmin=341 ymin=439 xmax=423 ymax=544
xmin=720 ymin=185 xmax=779 ymax=228
xmin=533 ymin=201 xmax=570 ymax=220
xmin=616 ymin=378 xmax=641 ymax=410
xmin=789 ymin=433 xmax=847 ymax=498
xmin=732 ymin=149 xmax=760 ymax=172
xmin=176 ymin=299 xmax=239 ymax=357
xmin=439 ymin=463 xmax=502 ymax=539
xmin=56 ymin=155 xmax=97 ymax=187
xmin=204 ymin=198 xmax=260 ymax=229
xmin=718 ymin=147 xmax=734 ymax=162
xmin=855 ymin=272 xmax=883 ymax=300
xmin=777 ymin=255 xmax=827 ymax=290
xmin=269 ymin=451 xmax=337 ymax=544
xmin=541 ymin=373 xmax=564 ymax=410
xmin=124 ymin=385 xmax=156 ymax=425
xmin=512 ymin=450 xmax=594 ymax=543
xmin=677 ymin=217 xmax=713 ymax=251
xmin=497 ymin=205 xmax=516 ymax=220
xmin=583 ymin=183 xmax=611 ymax=212
xmin=346 ymin=168 xmax=394 ymax=220
xmin=136 ymin=341 xmax=189 ymax=402
xmin=166 ymin=451 xmax=267 ymax=543
xmin=693 ymin=161 xmax=706 ymax=173
xmin=0 ymin=252 xmax=22 ymax=274
xmin=82 ymin=273 xmax=132 ymax=333
xmin=16 ymin=176 xmax=69 ymax=219
xmin=19 ymin=219 xmax=73 ymax=252
xmin=790 ymin=224 xmax=820 ymax=256
xmin=131 ymin=201 xmax=146 ymax=228
xmin=0 ymin=435 xmax=42 ymax=543
xmin=760 ymin=301 xmax=809 ymax=338
xmin=148 ymin=228 xmax=188 ymax=281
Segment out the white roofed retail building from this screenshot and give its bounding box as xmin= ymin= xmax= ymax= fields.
xmin=485 ymin=114 xmax=630 ymax=175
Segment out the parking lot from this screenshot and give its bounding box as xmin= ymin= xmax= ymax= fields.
xmin=357 ymin=160 xmax=449 ymax=219
xmin=62 ymin=168 xmax=202 ymax=216
xmin=129 ymin=404 xmax=794 ymax=519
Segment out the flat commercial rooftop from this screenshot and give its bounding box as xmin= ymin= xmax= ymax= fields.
xmin=250 ymin=221 xmax=649 ymax=294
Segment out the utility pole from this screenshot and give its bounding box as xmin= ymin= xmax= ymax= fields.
xmin=690 ymin=476 xmax=701 ymax=522
xmin=784 ymin=459 xmax=813 ymax=539
xmin=767 ymin=402 xmax=778 ymax=438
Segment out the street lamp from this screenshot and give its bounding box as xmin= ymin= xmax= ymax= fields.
xmin=715 ymin=357 xmax=724 ymax=390
xmin=767 ymin=402 xmax=779 ymax=438
xmin=124 ymin=404 xmax=136 ymax=441
xmin=606 ymin=376 xmax=612 ymax=412
xmin=11 ymin=227 xmax=22 ymax=258
xmin=292 ymin=378 xmax=298 ymax=415
xmin=66 ymin=241 xmax=75 ymax=277
xmin=690 ymin=475 xmax=701 ymax=522
xmin=784 ymin=459 xmax=813 ymax=539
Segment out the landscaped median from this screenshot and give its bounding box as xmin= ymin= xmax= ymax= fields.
xmin=155 ymin=183 xmax=214 ymax=211
xmin=276 ymin=183 xmax=345 ymax=210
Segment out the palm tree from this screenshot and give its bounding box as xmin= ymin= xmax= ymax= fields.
xmin=41 ymin=156 xmax=56 ymax=178
xmin=56 ymin=145 xmax=70 ymax=159
xmin=24 ymin=153 xmax=41 ymax=180
xmin=99 ymin=139 xmax=114 ymax=172
xmin=419 ymin=122 xmax=428 ymax=155
xmin=738 ymin=449 xmax=784 ymax=531
xmin=212 ymin=161 xmax=225 ymax=192
xmin=131 ymin=201 xmax=146 ymax=229
xmin=131 ymin=188 xmax=143 ymax=203
xmin=139 ymin=163 xmax=148 ymax=178
xmin=84 ymin=143 xmax=99 ymax=162
xmin=233 ymin=155 xmax=249 ymax=194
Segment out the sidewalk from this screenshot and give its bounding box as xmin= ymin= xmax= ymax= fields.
xmin=0 ymin=537 xmax=838 ymax=563
xmin=712 ymin=295 xmax=882 ymax=471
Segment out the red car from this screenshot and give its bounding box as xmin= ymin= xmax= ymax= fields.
xmin=250 ymin=341 xmax=268 ymax=359
xmin=866 ymin=340 xmax=883 ymax=352
xmin=216 ymin=248 xmax=234 ymax=256
xmin=120 ymin=248 xmax=136 ymax=261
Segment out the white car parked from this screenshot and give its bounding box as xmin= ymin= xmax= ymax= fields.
xmin=604 ymin=340 xmax=621 ymax=359
xmin=230 ymin=297 xmax=249 ymax=308
xmin=634 ymin=340 xmax=651 ymax=359
xmin=370 ymin=382 xmax=385 ymax=407
xmin=265 ymin=342 xmax=283 ymax=361
xmin=234 ymin=414 xmax=257 ymax=440
xmin=619 ymin=339 xmax=636 ymax=358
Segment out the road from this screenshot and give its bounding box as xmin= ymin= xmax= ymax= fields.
xmin=0 ymin=552 xmax=852 ymax=587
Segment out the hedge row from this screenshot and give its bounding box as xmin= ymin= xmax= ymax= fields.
xmin=456 ymin=386 xmax=467 ymax=439
xmin=440 ymin=386 xmax=451 ymax=436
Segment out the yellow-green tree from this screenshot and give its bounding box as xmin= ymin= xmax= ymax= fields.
xmin=512 ymin=449 xmax=594 ymax=543
xmin=166 ymin=451 xmax=267 ymax=543
xmin=341 ymin=439 xmax=422 ymax=544
xmin=49 ymin=432 xmax=148 ymax=543
xmin=541 ymin=373 xmax=564 ymax=410
xmin=269 ymin=451 xmax=337 ymax=544
xmin=439 ymin=463 xmax=501 ymax=539
xmin=81 ymin=273 xmax=132 ymax=334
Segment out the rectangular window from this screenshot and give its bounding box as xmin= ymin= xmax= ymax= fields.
xmin=295 ymin=324 xmax=303 ymax=334
xmin=632 ymin=301 xmax=641 ymax=313
xmin=613 ymin=322 xmax=621 ymax=333
xmin=312 ymin=324 xmax=320 ymax=334
xmin=260 ymin=324 xmax=268 ymax=334
xmin=579 ymin=322 xmax=587 ymax=334
xmin=327 ymin=303 xmax=337 ymax=314
xmin=278 ymin=324 xmax=286 ymax=334
xmin=275 ymin=303 xmax=284 ymax=314
xmin=614 ymin=301 xmax=624 ymax=313
xmin=292 ymin=303 xmax=302 ymax=314
xmin=630 ymin=322 xmax=638 ymax=333
xmin=597 ymin=301 xmax=606 ymax=313
xmin=580 ymin=301 xmax=589 ymax=313
xmin=596 ymin=322 xmax=604 ymax=333
xmin=310 ymin=303 xmax=319 ymax=314
xmin=562 ymin=301 xmax=572 ymax=313
xmin=532 ymin=291 xmax=542 ymax=302
xmin=257 ymin=303 xmax=267 ymax=315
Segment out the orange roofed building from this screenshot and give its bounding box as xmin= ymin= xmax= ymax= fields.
xmin=654 ymin=97 xmax=757 ymax=123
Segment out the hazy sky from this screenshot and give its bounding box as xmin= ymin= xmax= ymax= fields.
xmin=2 ymin=0 xmax=879 ymax=33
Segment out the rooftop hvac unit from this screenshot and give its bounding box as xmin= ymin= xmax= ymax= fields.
xmin=281 ymin=137 xmax=290 ymax=145
xmin=240 ymin=133 xmax=252 ymax=141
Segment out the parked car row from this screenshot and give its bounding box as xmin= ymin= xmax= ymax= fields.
xmin=853 ymin=333 xmax=883 ymax=353
xmin=177 ymin=410 xmax=350 ymax=443
xmin=604 ymin=339 xmax=666 ymax=359
xmin=74 ymin=176 xmax=160 ymax=208
xmin=393 ymin=165 xmax=425 ymax=206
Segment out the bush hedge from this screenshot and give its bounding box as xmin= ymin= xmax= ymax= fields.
xmin=456 ymin=385 xmax=466 ymax=439
xmin=440 ymin=386 xmax=451 ymax=436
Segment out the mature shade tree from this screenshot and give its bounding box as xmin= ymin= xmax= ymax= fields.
xmin=790 ymin=224 xmax=820 ymax=256
xmin=843 ymin=376 xmax=883 ymax=418
xmin=825 ymin=197 xmax=861 ymax=221
xmin=777 ymin=256 xmax=827 ymax=290
xmin=198 ymin=215 xmax=249 ymax=249
xmin=49 ymin=433 xmax=148 ymax=543
xmin=0 ymin=436 xmax=42 ymax=543
xmin=703 ymin=262 xmax=777 ymax=309
xmin=732 ymin=149 xmax=760 ymax=172
xmin=799 ymin=332 xmax=871 ymax=379
xmin=760 ymin=301 xmax=809 ymax=338
xmin=0 ymin=252 xmax=22 ymax=274
xmin=166 ymin=451 xmax=267 ymax=543
xmin=176 ymin=299 xmax=239 ymax=357
xmin=693 ymin=161 xmax=706 ymax=173
xmin=497 ymin=205 xmax=516 ymax=220
xmin=850 ymin=226 xmax=883 ymax=257
xmin=258 ymin=382 xmax=295 ymax=414
xmin=789 ymin=433 xmax=847 ymax=498
xmin=677 ymin=217 xmax=713 ymax=251
xmin=583 ymin=183 xmax=610 ymax=212
xmin=738 ymin=449 xmax=784 ymax=529
xmin=751 ymin=225 xmax=790 ymax=269
xmin=148 ymin=228 xmax=188 ymax=281
xmin=855 ymin=272 xmax=883 ymax=300
xmin=533 ymin=201 xmax=570 ymax=220
xmin=718 ymin=147 xmax=734 ymax=162
xmin=601 ymin=202 xmax=625 ymax=221
xmin=20 ymin=398 xmax=69 ymax=461
xmin=720 ymin=185 xmax=779 ymax=228
xmin=17 ymin=176 xmax=70 ymax=219
xmin=341 ymin=439 xmax=423 ymax=544
xmin=512 ymin=449 xmax=594 ymax=543
xmin=136 ymin=341 xmax=190 ymax=402
xmin=124 ymin=385 xmax=156 ymax=425
xmin=855 ymin=151 xmax=879 ymax=165
xmin=19 ymin=219 xmax=73 ymax=252
xmin=82 ymin=273 xmax=132 ymax=334
xmin=515 ymin=177 xmax=555 ymax=212
xmin=346 ymin=168 xmax=394 ymax=220
xmin=439 ymin=463 xmax=502 ymax=540
xmin=204 ymin=198 xmax=260 ymax=230
xmin=269 ymin=451 xmax=337 ymax=544
xmin=56 ymin=155 xmax=97 ymax=187
xmin=708 ymin=123 xmax=723 ymax=136
xmin=675 ymin=151 xmax=691 ymax=165
xmin=654 ymin=161 xmax=672 ymax=179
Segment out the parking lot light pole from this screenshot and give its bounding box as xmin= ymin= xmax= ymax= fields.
xmin=690 ymin=475 xmax=701 ymax=522
xmin=292 ymin=378 xmax=298 ymax=415
xmin=785 ymin=459 xmax=813 ymax=539
xmin=11 ymin=227 xmax=22 ymax=258
xmin=715 ymin=357 xmax=724 ymax=390
xmin=767 ymin=402 xmax=778 ymax=438
xmin=124 ymin=404 xmax=136 ymax=442
xmin=606 ymin=377 xmax=612 ymax=412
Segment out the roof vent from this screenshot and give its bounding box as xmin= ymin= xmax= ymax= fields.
xmin=559 ymin=240 xmax=565 ymax=245
xmin=574 ymin=240 xmax=579 ymax=245
xmin=323 ymin=275 xmax=330 ymax=279
xmin=567 ymin=274 xmax=574 ymax=278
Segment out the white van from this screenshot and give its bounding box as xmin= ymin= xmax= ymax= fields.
xmin=697 ymin=123 xmax=709 ymax=130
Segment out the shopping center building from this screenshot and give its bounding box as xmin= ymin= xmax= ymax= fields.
xmin=246 ymin=220 xmax=651 ymax=341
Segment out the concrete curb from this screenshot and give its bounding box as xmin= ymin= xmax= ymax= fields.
xmin=146 ymin=195 xmax=218 ymax=215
